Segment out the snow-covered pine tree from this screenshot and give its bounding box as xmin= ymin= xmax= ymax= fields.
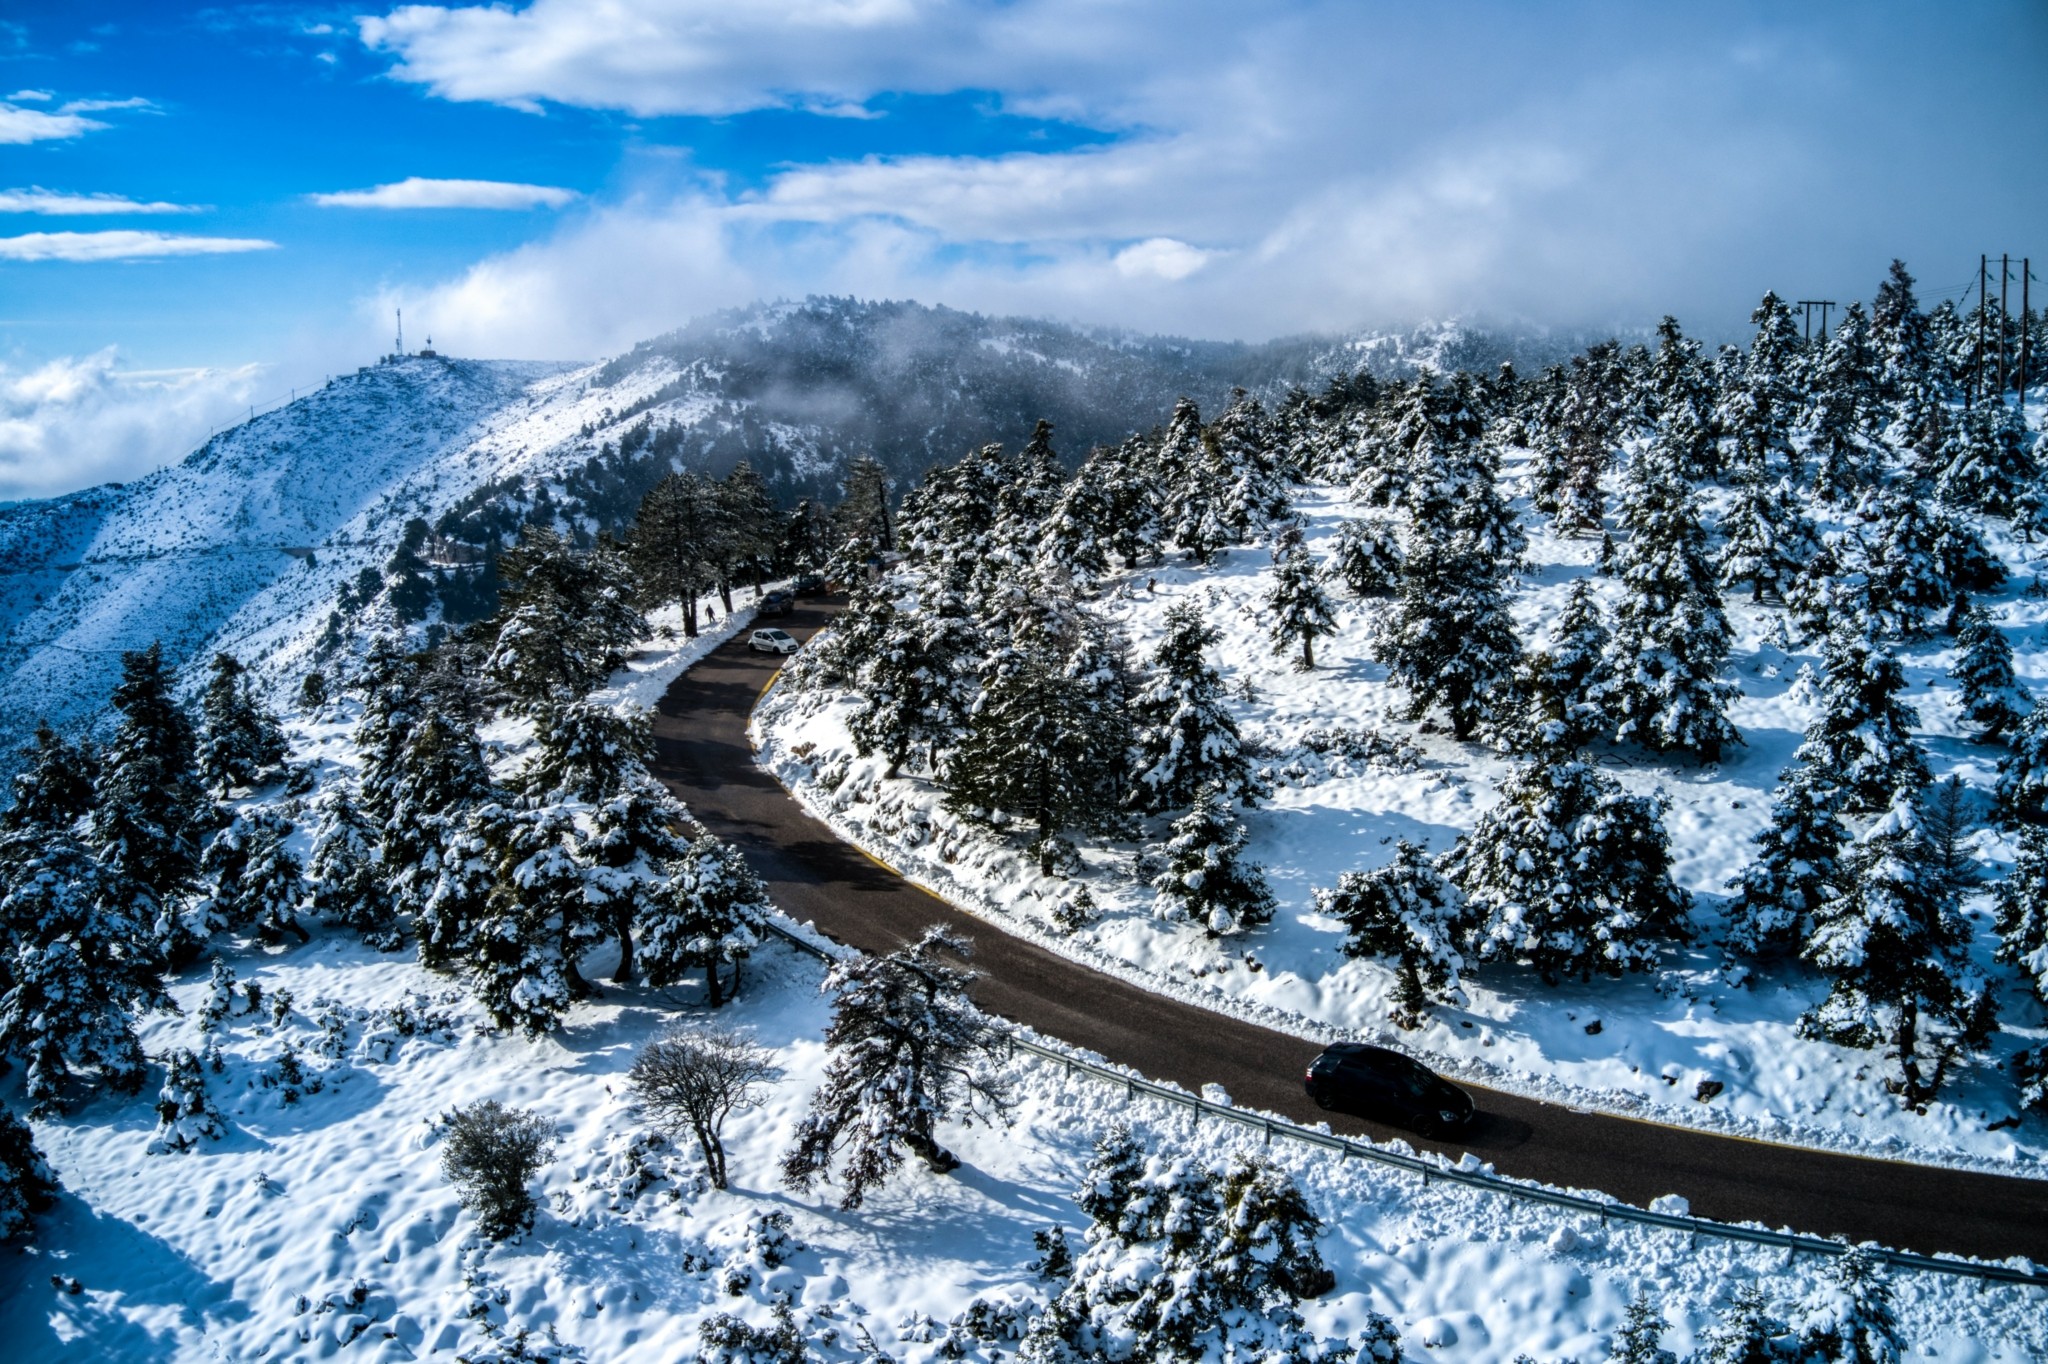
xmin=1689 ymin=1286 xmax=1784 ymax=1364
xmin=415 ymin=803 xmax=502 ymax=976
xmin=1150 ymin=783 xmax=1276 ymax=936
xmin=1645 ymin=316 xmax=1719 ymax=481
xmin=628 ymin=469 xmax=724 ymax=635
xmin=0 ymin=829 xmax=165 ymax=1113
xmin=465 ymin=805 xmax=589 ymax=1036
xmin=1794 ymin=626 xmax=1929 ymax=815
xmin=1593 ymin=442 xmax=1741 ymax=760
xmin=89 ymin=640 xmax=210 ymax=921
xmin=1316 ymin=840 xmax=1466 ymax=1028
xmin=900 ymin=441 xmax=1020 ymax=593
xmin=576 ymin=778 xmax=692 ymax=982
xmin=195 ymin=653 xmax=288 ymax=797
xmin=1442 ymin=747 xmax=1691 ymax=983
xmin=946 ymin=593 xmax=1131 ymax=873
xmin=310 ymin=789 xmax=398 ymax=950
xmin=1507 ymin=575 xmax=1610 ymax=752
xmin=1608 ymin=1298 xmax=1677 ymax=1364
xmin=1155 ymin=399 xmax=1232 ymax=565
xmin=1846 ymin=487 xmax=1955 ymax=637
xmin=1994 ymin=827 xmax=2048 ymax=1005
xmin=1804 ymin=301 xmax=1884 ymax=503
xmin=1784 ymin=1247 xmax=1903 ymax=1364
xmin=1802 ymin=797 xmax=1994 ymax=1109
xmin=1327 ymin=516 xmax=1402 ymax=598
xmin=782 ymin=927 xmax=1010 ymax=1208
xmin=200 ymin=807 xmax=310 ymax=944
xmin=1 ymin=721 xmax=97 ymax=838
xmin=382 ymin=711 xmax=497 ymax=946
xmin=0 ymin=1106 xmax=57 ymax=1239
xmin=1533 ymin=342 xmax=1628 ymax=534
xmin=638 ymin=833 xmax=772 ymax=1007
xmin=352 ymin=633 xmax=423 ymax=830
xmin=525 ymin=698 xmax=652 ymax=804
xmin=1210 ymin=389 xmax=1292 ymax=538
xmin=1931 ymin=398 xmax=2038 ymax=516
xmin=1375 ymin=509 xmax=1520 ymax=740
xmin=1130 ymin=601 xmax=1263 ymax=813
xmin=486 ymin=526 xmax=647 ymax=712
xmin=1726 ymin=765 xmax=1848 ymax=958
xmin=847 ymin=580 xmax=979 ymax=779
xmin=145 ymin=1046 xmax=226 ymax=1154
xmin=1951 ymin=607 xmax=2030 ymax=742
xmin=1038 ymin=460 xmax=1118 ymax=585
xmin=1721 ymin=292 xmax=1805 ymax=482
xmin=1995 ymin=706 xmax=2048 ymax=829
xmin=1716 ymin=473 xmax=1820 ymax=605
xmin=1872 ymin=259 xmax=1945 ymax=454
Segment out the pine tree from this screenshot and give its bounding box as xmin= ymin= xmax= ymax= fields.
xmin=1510 ymin=576 xmax=1610 ymax=751
xmin=90 ymin=641 xmax=209 ymax=921
xmin=946 ymin=595 xmax=1131 ymax=873
xmin=1375 ymin=516 xmax=1520 ymax=740
xmin=1645 ymin=316 xmax=1719 ymax=481
xmin=195 ymin=653 xmax=288 ymax=797
xmin=487 ymin=526 xmax=646 ymax=711
xmin=1795 ymin=627 xmax=1928 ymax=814
xmin=1156 ymin=399 xmax=1231 ymax=564
xmin=1209 ymin=389 xmax=1291 ymax=537
xmin=0 ymin=1106 xmax=58 ymax=1239
xmin=1594 ymin=446 xmax=1741 ymax=760
xmin=1801 ymin=798 xmax=1993 ymax=1109
xmin=1931 ymin=399 xmax=2038 ymax=516
xmin=1150 ymin=785 xmax=1276 ymax=936
xmin=1871 ymin=260 xmax=1944 ymax=454
xmin=576 ymin=779 xmax=692 ymax=982
xmin=1804 ymin=302 xmax=1883 ymax=503
xmin=1129 ymin=602 xmax=1263 ymax=813
xmin=310 ymin=789 xmax=398 ymax=950
xmin=1951 ymin=608 xmax=2029 ymax=742
xmin=1609 ymin=1297 xmax=1676 ymax=1364
xmin=782 ymin=927 xmax=1010 ymax=1208
xmin=718 ymin=459 xmax=780 ymax=594
xmin=465 ymin=805 xmax=590 ymax=1037
xmin=382 ymin=711 xmax=496 ymax=947
xmin=1995 ymin=706 xmax=2048 ymax=828
xmin=847 ymin=581 xmax=979 ymax=780
xmin=1442 ymin=749 xmax=1690 ymax=983
xmin=1265 ymin=535 xmax=1338 ymax=671
xmin=1717 ymin=473 xmax=1819 ymax=605
xmin=639 ymin=834 xmax=772 ymax=1007
xmin=1533 ymin=343 xmax=1627 ymax=534
xmin=1849 ymin=488 xmax=1953 ymax=637
xmin=1317 ymin=841 xmax=1466 ymax=1028
xmin=1327 ymin=517 xmax=1402 ymax=597
xmin=201 ymin=807 xmax=310 ymax=944
xmin=1721 ymin=292 xmax=1806 ymax=482
xmin=145 ymin=1046 xmax=226 ymax=1154
xmin=1 ymin=721 xmax=97 ymax=837
xmin=1993 ymin=827 xmax=2048 ymax=1005
xmin=1784 ymin=1247 xmax=1903 ymax=1364
xmin=1039 ymin=460 xmax=1118 ymax=585
xmin=1726 ymin=765 xmax=1847 ymax=958
xmin=525 ymin=698 xmax=652 ymax=804
xmin=352 ymin=633 xmax=423 ymax=831
xmin=629 ymin=470 xmax=724 ymax=634
xmin=0 ymin=829 xmax=164 ymax=1113
xmin=1690 ymin=1286 xmax=1783 ymax=1364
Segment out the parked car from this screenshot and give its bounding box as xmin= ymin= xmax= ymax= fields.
xmin=794 ymin=572 xmax=826 ymax=595
xmin=760 ymin=589 xmax=795 ymax=617
xmin=748 ymin=628 xmax=800 ymax=655
xmin=1302 ymin=1042 xmax=1474 ymax=1136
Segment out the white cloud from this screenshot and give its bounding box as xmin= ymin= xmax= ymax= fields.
xmin=308 ymin=177 xmax=578 ymax=210
xmin=1113 ymin=238 xmax=1211 ymax=282
xmin=57 ymin=96 xmax=156 ymax=116
xmin=0 ymin=231 xmax=278 ymax=262
xmin=0 ymin=101 xmax=108 ymax=144
xmin=6 ymin=89 xmax=52 ymax=102
xmin=0 ymin=350 xmax=267 ymax=500
xmin=0 ymin=187 xmax=200 ymax=216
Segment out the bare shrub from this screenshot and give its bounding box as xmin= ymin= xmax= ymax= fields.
xmin=629 ymin=1027 xmax=778 ymax=1190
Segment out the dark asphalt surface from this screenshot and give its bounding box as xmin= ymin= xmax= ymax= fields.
xmin=648 ymin=600 xmax=2048 ymax=1264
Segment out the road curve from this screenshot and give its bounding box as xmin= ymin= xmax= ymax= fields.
xmin=648 ymin=601 xmax=2048 ymax=1264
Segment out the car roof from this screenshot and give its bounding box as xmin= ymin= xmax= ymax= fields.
xmin=1319 ymin=1042 xmax=1426 ymax=1071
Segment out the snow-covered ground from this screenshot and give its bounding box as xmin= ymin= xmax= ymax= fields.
xmin=14 ymin=916 xmax=2047 ymax=1362
xmin=754 ymin=475 xmax=2048 ymax=1174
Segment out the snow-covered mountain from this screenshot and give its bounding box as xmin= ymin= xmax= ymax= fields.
xmin=0 ymin=300 xmax=1579 ymax=773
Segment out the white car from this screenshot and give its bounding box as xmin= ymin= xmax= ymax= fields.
xmin=749 ymin=627 xmax=800 ymax=655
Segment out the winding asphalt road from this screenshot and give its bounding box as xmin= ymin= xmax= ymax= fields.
xmin=648 ymin=600 xmax=2048 ymax=1264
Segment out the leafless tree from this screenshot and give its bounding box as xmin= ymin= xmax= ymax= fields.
xmin=629 ymin=1027 xmax=779 ymax=1190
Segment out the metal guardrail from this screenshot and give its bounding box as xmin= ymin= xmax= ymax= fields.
xmin=758 ymin=917 xmax=2048 ymax=1290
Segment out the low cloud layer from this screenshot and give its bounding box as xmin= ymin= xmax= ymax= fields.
xmin=0 ymin=188 xmax=199 ymax=215
xmin=0 ymin=351 xmax=266 ymax=500
xmin=309 ymin=177 xmax=578 ymax=210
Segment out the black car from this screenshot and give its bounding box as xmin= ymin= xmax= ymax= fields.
xmin=760 ymin=589 xmax=795 ymax=617
xmin=794 ymin=573 xmax=826 ymax=595
xmin=1304 ymin=1043 xmax=1474 ymax=1136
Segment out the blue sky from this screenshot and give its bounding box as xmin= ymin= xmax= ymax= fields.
xmin=1 ymin=1 xmax=2044 ymax=498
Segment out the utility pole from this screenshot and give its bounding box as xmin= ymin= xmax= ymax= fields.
xmin=1797 ymin=300 xmax=1836 ymax=343
xmin=2000 ymin=254 xmax=2012 ymax=396
xmin=2023 ymin=258 xmax=2033 ymax=409
xmin=395 ymin=307 xmax=404 ymax=359
xmin=1974 ymin=255 xmax=1988 ymax=408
